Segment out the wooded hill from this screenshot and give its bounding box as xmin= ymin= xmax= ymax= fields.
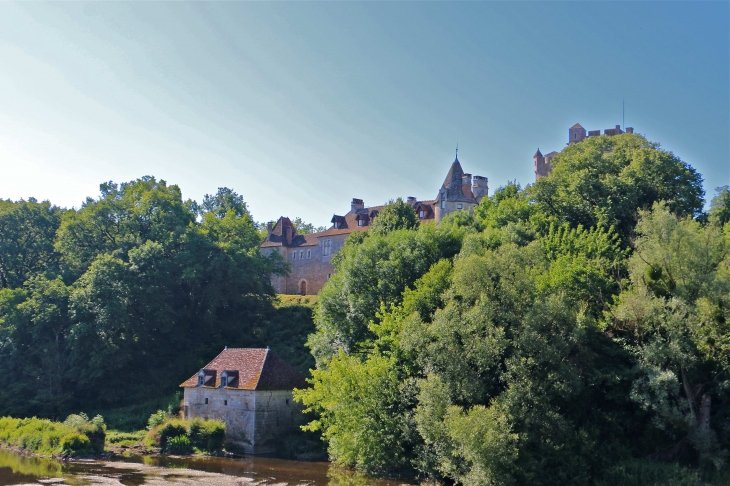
xmin=295 ymin=133 xmax=730 ymax=485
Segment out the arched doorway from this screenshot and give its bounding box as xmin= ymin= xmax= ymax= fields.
xmin=300 ymin=280 xmax=307 ymax=295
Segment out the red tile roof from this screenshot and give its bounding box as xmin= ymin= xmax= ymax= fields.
xmin=180 ymin=348 xmax=307 ymax=390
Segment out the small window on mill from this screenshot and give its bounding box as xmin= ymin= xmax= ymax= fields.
xmin=307 ymin=250 xmax=311 ymax=259
xmin=457 ymin=204 xmax=463 ymax=209
xmin=205 ymin=398 xmax=208 ymax=405
xmin=224 ymin=400 xmax=228 ymax=406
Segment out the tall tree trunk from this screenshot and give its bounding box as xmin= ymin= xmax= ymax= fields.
xmin=680 ymin=366 xmax=697 ymax=424
xmin=699 ymin=394 xmax=711 ymax=432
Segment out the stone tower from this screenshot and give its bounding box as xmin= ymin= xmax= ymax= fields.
xmin=568 ymin=123 xmax=587 ymax=144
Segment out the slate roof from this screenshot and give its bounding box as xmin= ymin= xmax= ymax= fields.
xmin=180 ymin=348 xmax=308 ymax=390
xmin=261 ymin=218 xmax=319 ymax=248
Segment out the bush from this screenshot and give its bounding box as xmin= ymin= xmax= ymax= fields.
xmin=156 ymin=420 xmax=187 ymax=449
xmin=60 ymin=432 xmax=91 ymax=453
xmin=63 ymin=413 xmax=106 ymax=452
xmin=166 ymin=435 xmax=192 ymax=454
xmin=188 ymin=418 xmax=225 ymax=451
xmin=147 ymin=410 xmax=167 ymax=430
xmin=144 ymin=417 xmax=226 ymax=453
xmin=0 ymin=415 xmax=100 ymax=455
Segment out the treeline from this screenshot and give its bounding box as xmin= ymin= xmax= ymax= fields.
xmin=296 ymin=134 xmax=730 ymax=485
xmin=0 ymin=178 xmax=315 ymax=421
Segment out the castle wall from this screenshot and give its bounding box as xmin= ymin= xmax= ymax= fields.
xmin=261 ymin=233 xmax=351 ymax=295
xmin=183 ymin=387 xmax=299 ymax=454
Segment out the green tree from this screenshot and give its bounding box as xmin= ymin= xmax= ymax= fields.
xmin=369 ymin=198 xmax=419 ymax=236
xmin=291 ymin=217 xmax=326 ymax=235
xmin=0 ymin=199 xmax=62 ymax=289
xmin=529 ymin=133 xmax=704 ymax=244
xmin=609 ymin=203 xmax=730 ymax=467
xmin=709 ymin=186 xmax=730 ymax=226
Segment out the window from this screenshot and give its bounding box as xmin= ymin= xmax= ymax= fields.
xmin=307 ymin=250 xmax=311 ymax=259
xmin=292 ymin=252 xmax=296 ymax=260
xmin=221 ymin=376 xmax=227 ymax=387
xmin=224 ymin=400 xmax=228 ymax=406
xmin=299 ymin=250 xmax=303 ymax=259
xmin=333 ymin=221 xmax=339 ymax=229
xmin=197 ymin=375 xmax=203 ymax=386
xmin=286 ymin=399 xmax=289 ymax=405
xmin=457 ymin=204 xmax=463 ymax=209
xmin=358 ymin=220 xmax=363 ymax=226
xmin=419 ymin=210 xmax=424 ymax=219
xmin=327 ymin=273 xmax=331 ymax=280
xmin=323 ymin=239 xmax=332 ymax=256
xmin=205 ymin=398 xmax=208 ymax=405
xmin=441 ymin=201 xmax=446 ymax=209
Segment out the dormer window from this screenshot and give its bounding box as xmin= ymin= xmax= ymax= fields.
xmin=334 ymin=221 xmax=339 ymax=229
xmin=419 ymin=210 xmax=424 ymax=219
xmin=197 ymin=371 xmax=205 ymax=386
xmin=221 ymin=371 xmax=228 ymax=388
xmin=358 ymin=220 xmax=363 ymax=226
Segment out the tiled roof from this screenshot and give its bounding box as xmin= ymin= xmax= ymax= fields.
xmin=571 ymin=123 xmax=584 ymax=129
xmin=261 ymin=217 xmax=321 ymax=248
xmin=180 ymin=348 xmax=307 ymax=390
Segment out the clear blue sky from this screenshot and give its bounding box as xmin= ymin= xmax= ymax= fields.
xmin=1 ymin=2 xmax=727 ymax=227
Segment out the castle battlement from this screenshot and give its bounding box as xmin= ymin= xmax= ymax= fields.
xmin=536 ymin=123 xmax=635 ymax=180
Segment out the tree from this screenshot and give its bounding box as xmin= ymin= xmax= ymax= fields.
xmin=291 ymin=217 xmax=326 ymax=235
xmin=369 ymin=198 xmax=419 ymax=236
xmin=0 ymin=199 xmax=61 ymax=289
xmin=199 ymin=187 xmax=249 ymax=219
xmin=529 ymin=133 xmax=704 ymax=244
xmin=609 ymin=203 xmax=730 ymax=467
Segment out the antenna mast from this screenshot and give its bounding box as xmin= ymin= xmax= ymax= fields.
xmin=622 ymin=99 xmax=625 ymax=130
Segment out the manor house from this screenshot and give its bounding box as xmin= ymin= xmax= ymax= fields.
xmin=261 ymin=155 xmax=488 ymax=295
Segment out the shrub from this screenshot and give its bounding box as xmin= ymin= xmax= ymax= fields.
xmin=60 ymin=432 xmax=91 ymax=453
xmin=63 ymin=413 xmax=106 ymax=453
xmin=156 ymin=420 xmax=187 ymax=449
xmin=166 ymin=435 xmax=193 ymax=454
xmin=144 ymin=417 xmax=225 ymax=453
xmin=147 ymin=410 xmax=167 ymax=430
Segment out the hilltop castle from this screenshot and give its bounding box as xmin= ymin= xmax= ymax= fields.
xmin=262 ymin=122 xmax=636 ymax=295
xmin=260 ymin=155 xmax=488 ymax=295
xmin=534 ymin=123 xmax=634 ymax=180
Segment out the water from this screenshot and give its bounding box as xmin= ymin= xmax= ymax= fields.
xmin=0 ymin=450 xmax=414 ymax=485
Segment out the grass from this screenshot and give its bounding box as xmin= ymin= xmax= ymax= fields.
xmin=106 ymin=429 xmax=145 ymax=448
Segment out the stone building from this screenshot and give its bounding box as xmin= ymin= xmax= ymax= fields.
xmin=180 ymin=348 xmax=307 ymax=454
xmin=261 ymin=155 xmax=488 ymax=295
xmin=534 ymin=123 xmax=635 ymax=180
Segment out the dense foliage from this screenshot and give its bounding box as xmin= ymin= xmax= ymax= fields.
xmin=0 ymin=413 xmax=106 ymax=455
xmin=0 ymin=179 xmax=315 ymax=420
xmin=296 ymin=134 xmax=730 ymax=484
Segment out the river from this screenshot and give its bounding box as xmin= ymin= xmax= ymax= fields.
xmin=0 ymin=450 xmax=415 ymax=485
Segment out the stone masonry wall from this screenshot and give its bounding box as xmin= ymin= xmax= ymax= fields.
xmin=183 ymin=387 xmax=299 ymax=454
xmin=262 ymin=233 xmax=350 ymax=295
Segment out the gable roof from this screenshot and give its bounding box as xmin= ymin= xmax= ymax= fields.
xmin=180 ymin=348 xmax=307 ymax=390
xmin=570 ymin=123 xmax=584 ymax=129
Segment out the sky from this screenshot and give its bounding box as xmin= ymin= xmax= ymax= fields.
xmin=0 ymin=2 xmax=728 ymax=227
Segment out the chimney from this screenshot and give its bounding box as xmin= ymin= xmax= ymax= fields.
xmin=407 ymin=197 xmax=417 ymax=206
xmin=472 ymin=175 xmax=489 ymax=200
xmin=351 ymin=198 xmax=365 ymax=212
xmin=462 ymin=173 xmax=472 ymax=187
xmin=266 ymin=221 xmax=273 ymax=236
xmin=626 ymin=127 xmax=634 ymax=134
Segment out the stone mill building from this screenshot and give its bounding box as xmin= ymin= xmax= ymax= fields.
xmin=180 ymin=348 xmax=307 ymax=454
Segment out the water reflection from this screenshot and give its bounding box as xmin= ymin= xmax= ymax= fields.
xmin=0 ymin=449 xmax=413 ymax=485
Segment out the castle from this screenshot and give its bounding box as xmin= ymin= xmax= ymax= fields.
xmin=262 ymin=122 xmax=635 ymax=295
xmin=534 ymin=123 xmax=634 ymax=180
xmin=260 ymin=154 xmax=488 ymax=295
